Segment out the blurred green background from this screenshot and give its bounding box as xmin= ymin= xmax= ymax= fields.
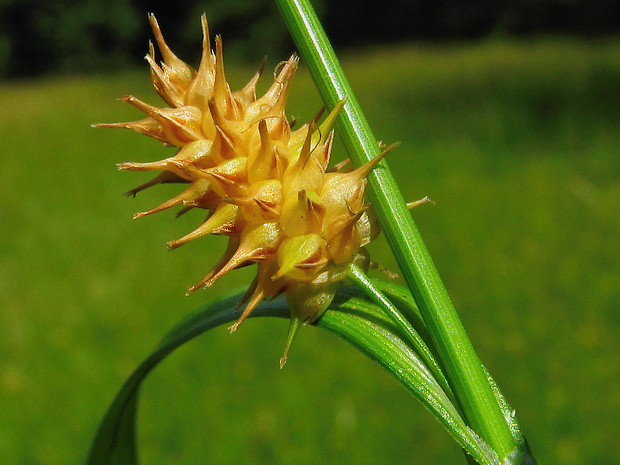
xmin=1 ymin=2 xmax=619 ymax=465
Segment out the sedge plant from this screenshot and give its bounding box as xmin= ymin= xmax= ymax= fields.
xmin=88 ymin=1 xmax=535 ymax=464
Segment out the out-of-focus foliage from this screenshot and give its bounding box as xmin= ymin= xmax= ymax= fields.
xmin=0 ymin=0 xmax=142 ymax=76
xmin=0 ymin=0 xmax=618 ymax=78
xmin=1 ymin=37 xmax=618 ymax=465
xmin=0 ymin=0 xmax=291 ymax=77
xmin=321 ymin=0 xmax=620 ymax=43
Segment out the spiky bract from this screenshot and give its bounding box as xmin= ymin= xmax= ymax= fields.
xmin=96 ymin=14 xmax=388 ymax=357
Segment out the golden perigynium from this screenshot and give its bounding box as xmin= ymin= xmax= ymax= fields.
xmin=95 ymin=14 xmax=392 ymax=364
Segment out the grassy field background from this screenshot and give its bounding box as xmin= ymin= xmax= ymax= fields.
xmin=1 ymin=37 xmax=619 ymax=464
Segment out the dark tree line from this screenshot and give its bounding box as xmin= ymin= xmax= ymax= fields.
xmin=1 ymin=0 xmax=618 ymax=78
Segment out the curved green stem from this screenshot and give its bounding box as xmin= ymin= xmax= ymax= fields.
xmin=347 ymin=264 xmax=454 ymax=402
xmin=274 ymin=0 xmax=519 ymax=460
xmin=344 ymin=267 xmax=536 ymax=465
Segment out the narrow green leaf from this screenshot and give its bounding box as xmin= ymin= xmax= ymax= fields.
xmin=367 ymin=279 xmax=430 ymax=346
xmin=321 ymin=288 xmax=496 ymax=465
xmin=347 ymin=264 xmax=455 ymax=403
xmin=274 ymin=0 xmax=519 ymax=458
xmin=87 ymin=289 xmax=289 ymax=465
xmin=88 ymin=286 xmax=495 ymax=465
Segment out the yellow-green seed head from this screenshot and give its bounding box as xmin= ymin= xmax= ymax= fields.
xmin=95 ymin=14 xmax=387 ymax=353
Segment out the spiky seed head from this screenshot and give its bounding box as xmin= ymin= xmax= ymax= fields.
xmin=96 ymin=14 xmax=390 ymax=363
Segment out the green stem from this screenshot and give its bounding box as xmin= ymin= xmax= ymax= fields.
xmin=347 ymin=264 xmax=454 ymax=403
xmin=275 ymin=0 xmax=517 ymax=460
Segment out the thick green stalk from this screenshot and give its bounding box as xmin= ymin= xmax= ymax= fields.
xmin=274 ymin=0 xmax=517 ymax=460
